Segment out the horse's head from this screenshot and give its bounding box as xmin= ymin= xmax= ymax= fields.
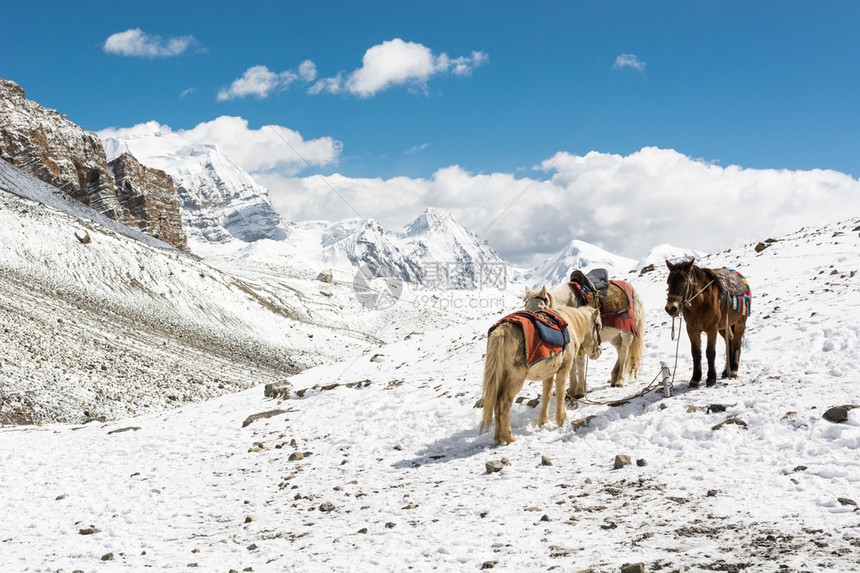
xmin=523 ymin=285 xmax=550 ymax=312
xmin=665 ymin=259 xmax=696 ymax=317
xmin=584 ymin=306 xmax=603 ymax=360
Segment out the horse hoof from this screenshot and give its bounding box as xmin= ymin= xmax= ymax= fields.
xmin=689 ymin=380 xmax=700 ymax=389
xmin=706 ymin=379 xmax=717 ymax=387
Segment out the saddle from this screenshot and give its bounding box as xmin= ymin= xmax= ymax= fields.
xmin=489 ymin=310 xmax=570 ymax=367
xmin=568 ymin=268 xmax=629 ymax=317
xmin=706 ymin=268 xmax=751 ymax=317
xmin=569 ymin=268 xmax=638 ymax=336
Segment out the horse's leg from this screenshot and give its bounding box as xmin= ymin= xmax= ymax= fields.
xmin=497 ymin=375 xmax=525 ymax=444
xmin=538 ymin=377 xmax=554 ymax=427
xmin=719 ymin=327 xmax=732 ymax=379
xmin=568 ymin=351 xmax=587 ymax=399
xmin=729 ymin=320 xmax=746 ymax=378
xmin=705 ymin=327 xmax=718 ymax=386
xmin=686 ymin=324 xmax=702 ymax=387
xmin=610 ymin=334 xmax=629 ymax=388
xmin=555 ymin=360 xmax=573 ymax=426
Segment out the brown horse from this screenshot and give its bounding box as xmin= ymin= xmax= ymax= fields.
xmin=664 ymin=259 xmax=749 ymax=386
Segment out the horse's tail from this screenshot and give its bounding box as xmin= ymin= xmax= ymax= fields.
xmin=480 ymin=326 xmax=509 ymax=435
xmin=626 ymin=289 xmax=645 ymax=379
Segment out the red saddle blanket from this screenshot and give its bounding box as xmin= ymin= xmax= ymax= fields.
xmin=489 ymin=310 xmax=570 ymax=368
xmin=568 ymin=280 xmax=638 ymax=336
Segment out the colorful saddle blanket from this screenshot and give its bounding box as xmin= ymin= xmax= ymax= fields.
xmin=707 ymin=268 xmax=751 ymax=317
xmin=489 ymin=310 xmax=570 ymax=367
xmin=568 ymin=280 xmax=638 ymax=336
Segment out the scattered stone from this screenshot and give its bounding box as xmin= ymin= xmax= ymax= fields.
xmin=288 ymin=452 xmax=304 ymax=462
xmin=317 ymin=271 xmax=333 ymax=283
xmin=74 ymin=229 xmax=91 ymax=244
xmin=107 ymin=426 xmax=140 ymax=434
xmin=242 ymin=409 xmax=287 ymax=428
xmin=101 ymin=552 xmax=114 ymax=561
xmin=639 ymin=264 xmax=657 ymax=276
xmin=264 ymin=382 xmax=290 ymax=400
xmin=357 ymin=528 xmax=368 ymax=534
xmin=244 ymin=515 xmax=254 ymax=523
xmin=838 ymin=498 xmax=857 ymax=507
xmin=402 ymin=503 xmax=418 ymax=510
xmin=55 ymin=493 xmax=68 ymax=500
xmin=793 ymin=465 xmax=807 ymax=473
xmin=393 ymin=444 xmax=403 ymax=451
xmin=526 ymin=398 xmax=540 ymax=408
xmin=636 ymin=458 xmax=647 ymax=467
xmin=319 ymin=502 xmax=336 ymax=512
xmin=823 ymin=405 xmax=859 ymax=423
xmin=783 ymin=411 xmax=797 ymax=419
xmin=481 ymin=561 xmax=498 ymax=569
xmin=486 ymin=458 xmax=510 ymax=473
xmin=571 ymin=415 xmax=596 ymax=430
xmin=613 ymin=455 xmax=632 ymax=469
xmin=754 ymin=242 xmax=769 ymax=253
xmin=707 ymin=489 xmax=719 ymax=497
xmin=584 ymin=478 xmax=593 ymax=484
xmin=706 ymin=404 xmax=729 ymax=414
xmin=370 ymin=353 xmax=384 ymax=362
xmin=385 ymin=522 xmax=396 ymax=529
xmin=620 ymin=563 xmax=645 ymax=573
xmin=711 ymin=417 xmax=748 ymax=431
xmin=541 ymin=455 xmax=552 ymax=466
xmin=247 ymin=543 xmax=257 ymax=551
xmin=78 ymin=527 xmax=100 ymax=535
xmin=540 ymin=514 xmax=550 ymax=522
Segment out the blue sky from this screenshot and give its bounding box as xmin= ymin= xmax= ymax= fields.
xmin=4 ymin=2 xmax=860 ymax=263
xmin=4 ymin=1 xmax=859 ymax=178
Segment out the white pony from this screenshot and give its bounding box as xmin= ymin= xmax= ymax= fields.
xmin=524 ymin=282 xmax=645 ymax=399
xmin=480 ymin=304 xmax=602 ymax=445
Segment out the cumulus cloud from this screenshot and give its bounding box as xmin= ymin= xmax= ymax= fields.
xmin=98 ymin=116 xmax=340 ymax=176
xmin=298 ymin=60 xmax=317 ymax=82
xmin=613 ymin=53 xmax=646 ymax=72
xmin=257 ymin=147 xmax=860 ymax=265
xmin=311 ymin=39 xmax=488 ymax=98
xmin=103 ymin=28 xmax=197 ymax=57
xmin=217 ymin=65 xmax=298 ymax=101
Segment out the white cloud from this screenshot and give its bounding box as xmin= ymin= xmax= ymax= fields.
xmin=217 ymin=65 xmax=298 ymax=101
xmin=311 ymin=39 xmax=488 ymax=98
xmin=308 ymin=72 xmax=344 ymax=95
xmin=98 ymin=116 xmax=341 ymax=176
xmin=613 ymin=53 xmax=646 ymax=72
xmin=404 ymin=143 xmax=430 ymax=155
xmin=298 ymin=60 xmax=317 ymax=82
xmin=258 ymin=147 xmax=860 ymax=266
xmin=103 ymin=28 xmax=197 ymax=57
xmin=179 ymin=87 xmax=196 ymax=98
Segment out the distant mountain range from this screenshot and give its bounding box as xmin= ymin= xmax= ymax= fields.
xmin=0 ymin=75 xmax=702 ymax=287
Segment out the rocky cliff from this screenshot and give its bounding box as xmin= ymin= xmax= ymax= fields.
xmin=0 ymin=77 xmax=187 ymax=250
xmin=109 ymin=153 xmax=188 ymax=250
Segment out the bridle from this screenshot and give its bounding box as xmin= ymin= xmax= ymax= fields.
xmin=667 ymin=268 xmax=714 ymax=311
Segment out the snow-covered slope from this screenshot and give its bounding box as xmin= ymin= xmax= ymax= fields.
xmin=101 ymin=122 xmax=282 ymax=244
xmin=0 ymin=158 xmax=513 ymax=423
xmin=525 ymin=238 xmax=637 ymax=287
xmin=1 ymin=215 xmax=859 ymax=571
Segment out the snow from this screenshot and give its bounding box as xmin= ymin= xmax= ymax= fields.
xmin=524 ymin=239 xmax=637 ymax=288
xmin=2 ymin=167 xmax=860 ymax=571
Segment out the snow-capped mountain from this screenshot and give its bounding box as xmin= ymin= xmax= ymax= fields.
xmin=389 ymin=207 xmax=510 ymax=289
xmin=524 ymin=239 xmax=637 ymax=287
xmin=635 ymin=243 xmax=706 ymax=270
xmin=100 ymin=122 xmax=281 ymax=244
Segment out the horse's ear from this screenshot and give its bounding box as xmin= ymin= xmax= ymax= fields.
xmin=684 ymin=258 xmax=696 ymax=273
xmin=665 ymin=260 xmax=674 ymax=271
xmin=538 ymin=285 xmax=547 ymax=296
xmin=524 ymin=286 xmax=531 ymax=297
